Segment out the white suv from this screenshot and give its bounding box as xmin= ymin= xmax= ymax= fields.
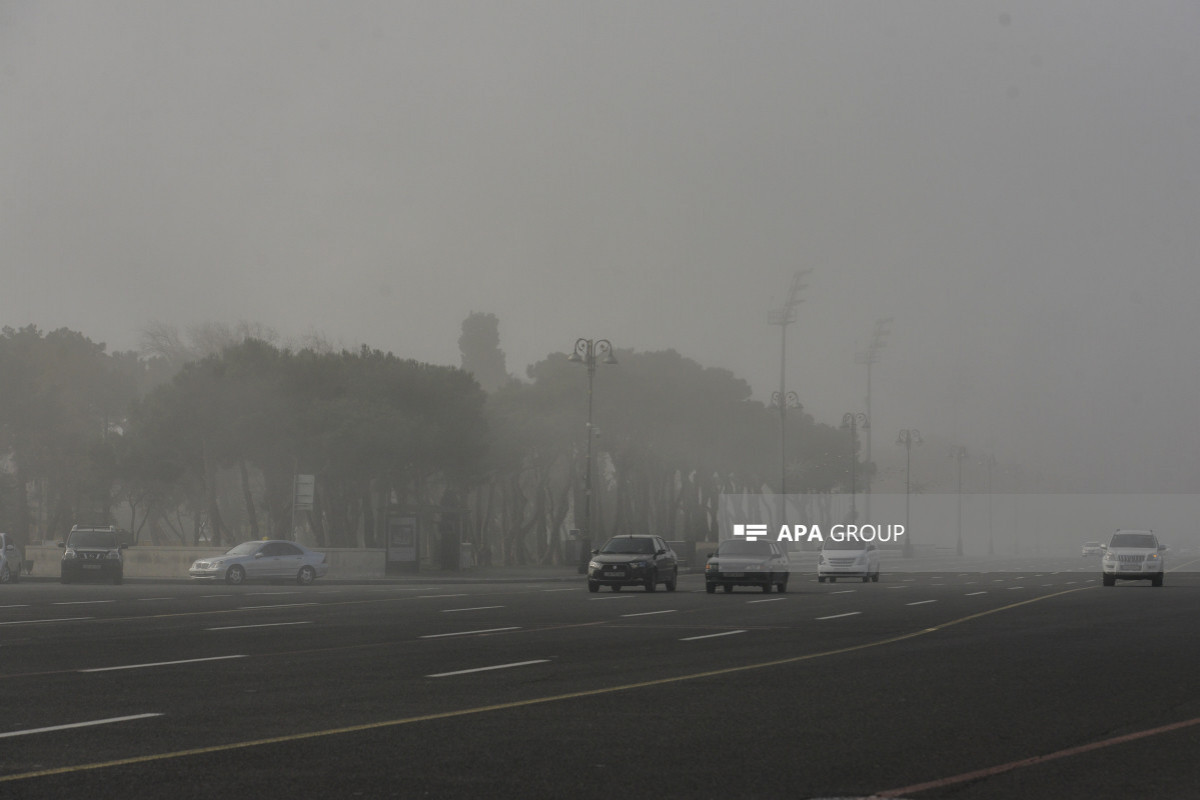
xmin=0 ymin=532 xmax=21 ymax=583
xmin=1101 ymin=529 xmax=1165 ymax=587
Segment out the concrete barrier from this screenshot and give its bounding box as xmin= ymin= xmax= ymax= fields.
xmin=25 ymin=545 xmax=389 ymax=581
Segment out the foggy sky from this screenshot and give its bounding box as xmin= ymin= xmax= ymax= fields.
xmin=3 ymin=1 xmax=1199 ymax=492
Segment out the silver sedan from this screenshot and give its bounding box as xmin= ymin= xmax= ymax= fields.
xmin=189 ymin=540 xmax=328 ymax=585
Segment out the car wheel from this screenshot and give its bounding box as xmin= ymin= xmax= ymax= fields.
xmin=1102 ymin=574 xmax=1115 ymax=586
xmin=705 ymin=583 xmax=716 ymax=594
xmin=829 ymin=577 xmax=837 ymax=583
xmin=112 ymin=574 xmax=123 ymax=585
xmin=872 ymin=571 xmax=880 ymax=583
xmin=645 ymin=570 xmax=657 ymax=592
xmin=777 ymin=578 xmax=787 ymax=593
xmin=296 ymin=566 xmax=316 ymax=585
xmin=762 ymin=579 xmax=772 ymax=593
xmin=0 ymin=564 xmax=10 ymax=584
xmin=1152 ymin=573 xmax=1164 ymax=587
xmin=226 ymin=565 xmax=246 ymax=585
xmin=588 ymin=580 xmax=600 ymax=593
xmin=817 ymin=576 xmax=825 ymax=583
xmin=722 ymin=584 xmax=733 ymax=593
xmin=611 ymin=584 xmax=621 ymax=592
xmin=665 ymin=571 xmax=677 ymax=591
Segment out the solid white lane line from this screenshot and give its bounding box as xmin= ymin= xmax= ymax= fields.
xmin=0 ymin=617 xmax=92 ymax=626
xmin=540 ymin=588 xmax=578 ymax=592
xmin=237 ymin=603 xmax=318 ymax=610
xmin=207 ymin=621 xmax=312 ymax=631
xmin=245 ymin=591 xmax=300 ymax=596
xmin=621 ymin=610 xmax=678 ymax=617
xmin=965 ymin=591 xmax=988 ymax=596
xmin=816 ymin=612 xmax=862 ymax=620
xmin=0 ymin=714 xmax=162 ymax=740
xmin=681 ymin=630 xmax=746 ymax=641
xmin=80 ymin=655 xmax=247 ymax=673
xmin=52 ymin=601 xmax=114 ymax=606
xmin=0 ymin=604 xmax=29 ymax=608
xmin=1007 ymin=586 xmax=1024 ymax=590
xmin=137 ymin=597 xmax=175 ymax=601
xmin=416 ymin=594 xmax=469 ymax=599
xmin=420 ymin=627 xmax=520 ymax=639
xmin=427 ymin=660 xmax=550 ymax=678
xmin=441 ymin=606 xmax=505 ymax=613
xmin=906 ymin=600 xmax=937 ymax=606
xmin=589 ymin=595 xmax=636 ymax=600
xmin=746 ymin=598 xmax=787 ymax=604
xmin=832 ymin=590 xmax=857 ymax=594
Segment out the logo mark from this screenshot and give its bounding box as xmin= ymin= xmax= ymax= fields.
xmin=733 ymin=524 xmax=768 ymax=542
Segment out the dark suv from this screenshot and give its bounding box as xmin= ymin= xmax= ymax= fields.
xmin=59 ymin=526 xmax=127 ymax=584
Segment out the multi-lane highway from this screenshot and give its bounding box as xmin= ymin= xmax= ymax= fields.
xmin=2 ymin=558 xmax=1198 ymax=799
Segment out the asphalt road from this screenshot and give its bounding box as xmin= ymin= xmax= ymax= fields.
xmin=2 ymin=557 xmax=1199 ymax=799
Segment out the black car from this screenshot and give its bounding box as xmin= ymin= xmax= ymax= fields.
xmin=59 ymin=526 xmax=127 ymax=584
xmin=587 ymin=535 xmax=678 ymax=592
xmin=705 ymin=539 xmax=789 ymax=593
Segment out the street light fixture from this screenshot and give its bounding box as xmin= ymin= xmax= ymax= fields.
xmin=568 ymin=338 xmax=617 ymax=573
xmin=897 ymin=429 xmax=922 ymax=558
xmin=841 ymin=412 xmax=869 ymax=522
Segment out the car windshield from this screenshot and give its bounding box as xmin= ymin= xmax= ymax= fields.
xmin=68 ymin=531 xmax=117 ymax=548
xmin=718 ymin=540 xmax=772 ymax=556
xmin=1110 ymin=533 xmax=1156 ymax=548
xmin=225 ymin=542 xmax=263 ymax=556
xmin=600 ymin=537 xmax=655 ymax=554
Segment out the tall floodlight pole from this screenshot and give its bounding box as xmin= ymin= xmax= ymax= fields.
xmin=841 ymin=413 xmax=868 ymax=522
xmin=897 ymin=429 xmax=922 ymax=558
xmin=951 ymin=445 xmax=968 ymax=556
xmin=767 ymin=270 xmax=811 ymax=504
xmin=568 ymin=338 xmax=617 ymax=573
xmin=984 ymin=453 xmax=997 ymax=557
xmin=855 ymin=318 xmax=891 ymax=525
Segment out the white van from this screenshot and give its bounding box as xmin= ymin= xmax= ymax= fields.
xmin=0 ymin=532 xmax=22 ymax=583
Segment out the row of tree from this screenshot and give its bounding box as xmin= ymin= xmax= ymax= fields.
xmin=0 ymin=318 xmax=867 ymax=563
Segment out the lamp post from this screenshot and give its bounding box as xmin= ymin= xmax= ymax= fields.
xmin=771 ymin=391 xmax=801 ymax=527
xmin=984 ymin=453 xmax=997 ymax=557
xmin=854 ymin=318 xmax=891 ymax=523
xmin=951 ymin=445 xmax=968 ymax=557
xmin=897 ymin=429 xmax=922 ymax=558
xmin=768 ymin=270 xmax=810 ymax=498
xmin=841 ymin=412 xmax=868 ymax=522
xmin=568 ymin=338 xmax=617 ymax=573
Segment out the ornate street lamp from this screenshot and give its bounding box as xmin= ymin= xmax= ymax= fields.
xmin=897 ymin=429 xmax=922 ymax=558
xmin=568 ymin=338 xmax=617 ymax=572
xmin=841 ymin=412 xmax=869 ymax=522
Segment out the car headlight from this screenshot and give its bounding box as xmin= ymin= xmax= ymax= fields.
xmin=1145 ymin=553 xmax=1160 ymax=562
xmin=1103 ymin=552 xmax=1117 ymax=561
xmin=630 ymin=560 xmax=649 ymax=569
xmin=587 ymin=560 xmax=600 ymax=570
xmin=106 ymin=550 xmax=121 ymax=560
xmin=706 ymin=562 xmax=718 ymax=572
xmin=63 ymin=549 xmax=77 ymax=560
xmin=818 ymin=554 xmax=826 ymax=565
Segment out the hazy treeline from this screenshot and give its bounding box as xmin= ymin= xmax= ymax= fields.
xmin=0 ymin=318 xmax=862 ymax=564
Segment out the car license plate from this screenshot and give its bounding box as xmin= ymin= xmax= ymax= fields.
xmin=607 ymin=570 xmax=625 ymax=577
xmin=82 ymin=564 xmax=101 ymax=570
